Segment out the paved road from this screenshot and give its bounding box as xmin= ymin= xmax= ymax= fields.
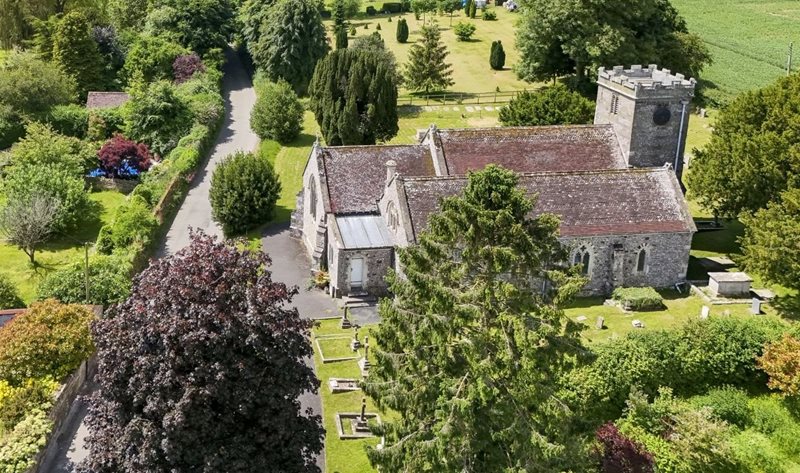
xmin=42 ymin=50 xmax=329 ymax=472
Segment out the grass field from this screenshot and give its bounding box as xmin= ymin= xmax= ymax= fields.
xmin=0 ymin=190 xmax=126 ymax=304
xmin=325 ymin=7 xmax=533 ymax=95
xmin=672 ymin=0 xmax=798 ymax=104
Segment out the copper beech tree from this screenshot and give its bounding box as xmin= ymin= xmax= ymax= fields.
xmin=80 ymin=231 xmax=323 ymax=473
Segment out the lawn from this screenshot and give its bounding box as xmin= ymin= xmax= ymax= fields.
xmin=0 ymin=190 xmax=126 ymax=304
xmin=325 ymin=7 xmax=534 ymax=95
xmin=672 ymin=0 xmax=797 ymax=104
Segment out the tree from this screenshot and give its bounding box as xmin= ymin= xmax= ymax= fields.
xmin=92 ymin=25 xmax=126 ymax=85
xmin=468 ymin=0 xmax=476 ymax=18
xmin=97 ymin=134 xmax=155 ymax=179
xmin=80 ymin=232 xmax=323 ymax=472
xmin=758 ymin=334 xmax=800 ymax=396
xmin=499 ymin=85 xmax=594 ymax=126
xmin=108 ymin=0 xmax=151 ymax=31
xmin=687 ymin=73 xmax=800 ymax=217
xmin=515 ymin=0 xmax=711 ymax=84
xmin=122 ymin=35 xmax=189 ymax=85
xmin=147 ymin=0 xmax=235 ymax=54
xmin=2 ymin=164 xmax=90 ymax=234
xmin=463 ymin=0 xmax=472 ymax=16
xmin=453 ymin=21 xmax=476 ymax=41
xmin=411 ymin=0 xmax=436 ymax=22
xmin=11 ymin=122 xmax=96 ymax=176
xmin=239 ymin=0 xmax=276 ymax=54
xmin=309 ymin=47 xmax=399 ymax=145
xmin=739 ymin=188 xmax=800 ymax=291
xmin=173 ymin=53 xmax=206 ymax=84
xmin=252 ymin=0 xmax=328 ymax=95
xmin=0 ymin=51 xmax=76 ymax=116
xmin=0 ymin=299 xmax=94 ymax=385
xmin=124 ymin=80 xmax=192 ymax=156
xmin=52 ymin=11 xmax=105 ymax=97
xmin=396 ymin=18 xmax=409 ymax=43
xmin=490 ymin=40 xmax=506 ymax=70
xmin=37 ymin=254 xmax=132 ymax=306
xmin=363 ymin=165 xmax=589 ymax=472
xmin=210 ymin=151 xmax=282 ymax=235
xmin=251 ymin=80 xmax=304 ymax=143
xmin=403 ymin=23 xmax=453 ymax=93
xmin=0 ymin=274 xmax=24 ymax=309
xmin=595 ymin=423 xmax=655 ymax=473
xmin=0 ymin=195 xmax=60 ymax=265
xmin=333 ymin=0 xmax=348 ymax=49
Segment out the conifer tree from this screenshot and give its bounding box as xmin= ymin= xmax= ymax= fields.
xmin=468 ymin=0 xmax=476 ymax=18
xmin=490 ymin=39 xmax=505 ymax=70
xmin=464 ymin=0 xmax=472 ymax=16
xmin=403 ymin=23 xmax=453 ymax=93
xmin=396 ymin=18 xmax=409 ymax=43
xmin=336 ymin=28 xmax=348 ymax=49
xmin=364 ymin=165 xmax=589 ymax=472
xmin=309 ymin=47 xmax=399 ymax=145
xmin=52 ymin=11 xmax=105 ymax=97
xmin=333 ymin=0 xmax=348 ymax=49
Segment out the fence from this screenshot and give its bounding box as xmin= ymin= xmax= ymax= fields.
xmin=397 ymin=89 xmax=532 ymax=106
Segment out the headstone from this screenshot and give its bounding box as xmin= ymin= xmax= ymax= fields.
xmin=576 ymin=315 xmax=587 ymax=322
xmin=352 ymin=398 xmax=370 ymax=433
xmin=700 ymin=305 xmax=710 ymax=320
xmin=632 ymin=319 xmax=644 ymax=329
xmin=750 ymin=298 xmax=762 ymax=315
xmin=340 ymin=313 xmax=352 ymax=329
xmin=595 ymin=316 xmax=605 ymax=330
xmin=699 ymin=108 xmax=707 ymax=118
xmin=351 ymin=328 xmax=362 ymax=351
xmin=359 ymin=337 xmax=371 ymax=377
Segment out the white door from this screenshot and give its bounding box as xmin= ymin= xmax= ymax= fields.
xmin=350 ymin=258 xmax=364 ymax=289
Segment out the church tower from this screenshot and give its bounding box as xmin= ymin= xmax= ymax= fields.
xmin=594 ymin=65 xmax=696 ymax=180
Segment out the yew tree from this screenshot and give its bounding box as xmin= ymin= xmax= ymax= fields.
xmin=403 ymin=23 xmax=453 ymax=93
xmin=363 ymin=165 xmax=589 ymax=472
xmin=80 ymin=232 xmax=323 ymax=473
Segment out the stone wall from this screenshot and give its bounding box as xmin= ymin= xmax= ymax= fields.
xmin=299 ymin=149 xmax=326 ymax=266
xmin=331 ymin=246 xmax=394 ymax=297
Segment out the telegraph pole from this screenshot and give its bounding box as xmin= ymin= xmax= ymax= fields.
xmin=84 ymin=242 xmax=90 ymax=303
xmin=788 ymin=42 xmax=794 ymax=76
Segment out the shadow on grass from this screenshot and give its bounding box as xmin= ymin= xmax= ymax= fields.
xmin=690 ymin=218 xmax=744 ymax=256
xmin=42 ymin=199 xmax=105 ymax=252
xmin=771 ymin=295 xmax=800 ymax=322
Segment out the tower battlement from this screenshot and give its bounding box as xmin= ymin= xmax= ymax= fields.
xmin=598 ymin=65 xmax=696 ymax=97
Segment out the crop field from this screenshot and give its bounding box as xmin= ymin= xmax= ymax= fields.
xmin=672 ymin=0 xmax=798 ymax=103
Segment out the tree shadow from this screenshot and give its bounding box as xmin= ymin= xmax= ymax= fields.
xmin=690 ymin=219 xmax=744 ymax=256
xmin=771 ymin=295 xmax=800 ymax=322
xmin=42 ymin=199 xmax=105 ymax=252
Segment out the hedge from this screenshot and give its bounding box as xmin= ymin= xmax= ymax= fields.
xmin=381 ymin=2 xmax=403 ymax=12
xmin=0 ymin=409 xmax=52 ymax=472
xmin=43 ymin=104 xmax=89 ymax=139
xmin=611 ymin=286 xmax=664 ymax=311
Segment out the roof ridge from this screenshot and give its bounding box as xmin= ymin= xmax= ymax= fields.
xmin=437 ymin=124 xmax=614 ymax=133
xmin=400 ymin=166 xmax=671 ymax=182
xmin=322 ymin=143 xmax=427 ymax=151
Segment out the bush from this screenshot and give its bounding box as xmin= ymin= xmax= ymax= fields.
xmin=87 ymin=106 xmax=125 ymax=141
xmin=690 ymin=386 xmax=752 ymax=428
xmin=350 ymin=26 xmax=357 ymax=35
xmin=98 ymin=135 xmax=155 ymax=179
xmin=0 ymin=300 xmax=94 ymax=385
xmin=103 ymin=196 xmax=159 ymax=252
xmin=0 ymin=51 xmax=77 ymax=116
xmin=453 ymin=21 xmax=476 ymax=41
xmin=44 ymin=104 xmax=89 ymax=139
xmin=10 ymin=122 xmax=95 ymax=176
xmin=396 ymin=18 xmax=409 ymax=43
xmin=173 ymin=53 xmax=206 ymax=84
xmin=749 ymin=396 xmax=792 ymax=435
xmin=381 ymin=2 xmax=403 ymax=12
xmin=176 ymin=70 xmax=225 ymax=129
xmin=250 ymin=80 xmax=303 ymax=144
xmin=483 ymin=9 xmax=496 ymax=20
xmin=0 ymin=378 xmax=59 ymax=433
xmin=730 ymin=431 xmax=786 ymax=473
xmin=124 ymin=80 xmax=192 ymax=156
xmin=376 ymin=23 xmax=382 ymax=31
xmin=490 ymin=40 xmax=506 ymax=70
xmin=500 ymin=85 xmax=595 ymax=126
xmin=210 ymin=151 xmax=281 ymax=236
xmin=366 ymin=5 xmax=377 ymax=15
xmin=0 ymin=275 xmax=24 ymax=310
xmin=0 ymin=409 xmax=53 ymax=473
xmin=758 ymin=334 xmax=800 ymax=396
xmin=611 ymin=287 xmax=664 ymax=311
xmin=0 ymin=105 xmax=24 ymax=150
xmin=122 ymin=35 xmax=188 ymax=85
xmin=37 ymin=254 xmax=133 ymax=306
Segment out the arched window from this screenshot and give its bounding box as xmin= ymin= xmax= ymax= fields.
xmin=636 ymin=247 xmax=647 ymax=272
xmin=574 ymin=245 xmax=591 ymax=275
xmin=387 ymin=201 xmax=399 ymax=230
xmin=308 ymin=176 xmax=317 ymax=219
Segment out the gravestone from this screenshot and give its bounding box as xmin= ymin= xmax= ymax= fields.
xmin=632 ymin=319 xmax=644 ymax=329
xmin=595 ymin=316 xmax=605 ymax=330
xmin=576 ymin=315 xmax=587 ymax=322
xmin=351 ymin=398 xmax=370 ymax=433
xmin=700 ymin=305 xmax=710 ymax=320
xmin=359 ymin=337 xmax=371 ymax=377
xmin=351 ymin=328 xmax=362 ymax=351
xmin=340 ymin=313 xmax=352 ymax=329
xmin=750 ymin=298 xmax=762 ymax=315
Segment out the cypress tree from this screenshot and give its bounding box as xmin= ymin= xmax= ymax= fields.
xmin=333 ymin=0 xmax=348 ymax=49
xmin=403 ymin=23 xmax=454 ymax=93
xmin=396 ymin=18 xmax=409 ymax=43
xmin=469 ymin=0 xmax=477 ymax=18
xmin=490 ymin=40 xmax=505 ymax=70
xmin=464 ymin=0 xmax=472 ymax=16
xmin=308 ymin=46 xmax=399 ymax=145
xmin=336 ymin=28 xmax=348 ymax=49
xmin=52 ymin=11 xmax=105 ymax=97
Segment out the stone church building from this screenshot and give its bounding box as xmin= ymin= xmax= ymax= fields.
xmin=290 ymin=65 xmax=697 ymax=297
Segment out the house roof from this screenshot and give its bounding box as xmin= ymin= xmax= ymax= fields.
xmin=335 ymin=215 xmax=394 ymax=248
xmin=432 ymin=125 xmax=626 ymax=175
xmin=86 ymin=91 xmax=130 ymax=109
xmin=320 ymin=145 xmax=435 ymax=214
xmin=401 ymin=167 xmax=695 ymax=241
xmin=0 ymin=309 xmax=25 ymax=328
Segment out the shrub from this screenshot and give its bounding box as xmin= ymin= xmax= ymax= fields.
xmin=44 ymin=104 xmax=89 ymax=139
xmin=122 ymin=35 xmax=188 ymax=85
xmin=176 ymin=71 xmax=225 ymax=129
xmin=381 ymin=2 xmax=403 ymax=12
xmin=611 ymin=287 xmax=664 ymax=311
xmin=350 ymin=25 xmax=357 ymax=35
xmin=0 ymin=378 xmax=59 ymax=432
xmin=0 ymin=105 xmax=24 ymax=150
xmin=173 ymin=53 xmax=206 ymax=84
xmin=37 ymin=254 xmax=133 ymax=306
xmin=10 ymin=122 xmax=95 ymax=176
xmin=87 ymin=106 xmax=125 ymax=142
xmin=210 ymin=151 xmax=281 ymax=236
xmin=0 ymin=409 xmax=53 ymax=472
xmin=250 ymin=80 xmax=303 ymax=144
xmin=0 ymin=300 xmax=94 ymax=385
xmin=730 ymin=431 xmax=786 ymax=473
xmin=102 ymin=196 xmax=159 ymax=251
xmin=396 ymin=18 xmax=409 ymax=43
xmin=453 ymin=21 xmax=476 ymax=41
xmin=500 ymin=85 xmax=594 ymax=126
xmin=376 ymin=23 xmax=382 ymax=31
xmin=0 ymin=51 xmax=77 ymax=116
xmin=758 ymin=334 xmax=800 ymax=396
xmin=690 ymin=386 xmax=752 ymax=428
xmin=749 ymin=396 xmax=792 ymax=435
xmin=366 ymin=5 xmax=377 ymax=15
xmin=595 ymin=423 xmax=655 ymax=473
xmin=0 ymin=274 xmax=24 ymax=309
xmin=773 ymin=423 xmax=800 ymax=457
xmin=490 ymin=40 xmax=506 ymax=70
xmin=124 ymin=80 xmax=192 ymax=156
xmin=483 ymin=8 xmax=497 ymax=20
xmin=98 ymin=135 xmax=155 ymax=179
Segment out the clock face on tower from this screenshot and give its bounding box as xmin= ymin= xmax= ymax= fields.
xmin=653 ymin=105 xmax=672 ymax=126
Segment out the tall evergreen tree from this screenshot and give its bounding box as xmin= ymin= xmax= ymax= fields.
xmin=403 ymin=23 xmax=453 ymax=93
xmin=396 ymin=18 xmax=409 ymax=43
xmin=490 ymin=39 xmax=505 ymax=70
xmin=239 ymin=0 xmax=276 ymax=55
xmin=364 ymin=165 xmax=589 ymax=472
xmin=333 ymin=0 xmax=348 ymax=49
xmin=52 ymin=11 xmax=105 ymax=97
xmin=309 ymin=47 xmax=399 ymax=145
xmin=252 ymin=0 xmax=328 ymax=95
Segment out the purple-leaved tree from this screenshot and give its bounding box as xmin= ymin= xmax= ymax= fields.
xmin=80 ymin=231 xmax=323 ymax=472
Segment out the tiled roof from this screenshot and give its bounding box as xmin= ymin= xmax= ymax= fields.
xmin=321 ymin=145 xmax=435 ymax=214
xmin=401 ymin=167 xmax=695 ymax=241
xmin=0 ymin=309 xmax=25 ymax=328
xmin=86 ymin=91 xmax=130 ymax=109
xmin=434 ymin=125 xmax=626 ymax=175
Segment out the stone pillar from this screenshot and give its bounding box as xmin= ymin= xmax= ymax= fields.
xmin=612 ymin=243 xmax=625 ymax=288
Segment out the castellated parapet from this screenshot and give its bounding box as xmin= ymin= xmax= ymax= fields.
xmin=597 ymin=64 xmax=696 ymax=99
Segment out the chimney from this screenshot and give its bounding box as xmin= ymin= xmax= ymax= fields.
xmin=385 ymin=160 xmax=397 ymax=184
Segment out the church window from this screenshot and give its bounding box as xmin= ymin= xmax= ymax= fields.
xmin=387 ymin=201 xmax=399 ymax=230
xmin=574 ymin=246 xmax=591 ymax=275
xmin=309 ymin=177 xmax=317 ymax=219
xmin=636 ymin=247 xmax=647 ymax=272
xmin=610 ymin=94 xmax=620 ymax=115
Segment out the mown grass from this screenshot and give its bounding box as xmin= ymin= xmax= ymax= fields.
xmin=0 ymin=190 xmax=126 ymax=304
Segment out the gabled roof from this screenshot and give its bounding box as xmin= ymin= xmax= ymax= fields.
xmin=320 ymin=144 xmax=435 ymax=214
xmin=86 ymin=91 xmax=130 ymax=109
xmin=432 ymin=125 xmax=626 ymax=175
xmin=401 ymin=167 xmax=695 ymax=241
xmin=335 ymin=215 xmax=394 ymax=248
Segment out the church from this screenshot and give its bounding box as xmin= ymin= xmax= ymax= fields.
xmin=290 ymin=65 xmax=697 ymax=297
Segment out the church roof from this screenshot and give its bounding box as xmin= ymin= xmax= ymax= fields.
xmin=400 ymin=167 xmax=695 ymax=241
xmin=320 ymin=144 xmax=435 ymax=214
xmin=86 ymin=91 xmax=130 ymax=109
xmin=432 ymin=125 xmax=626 ymax=175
